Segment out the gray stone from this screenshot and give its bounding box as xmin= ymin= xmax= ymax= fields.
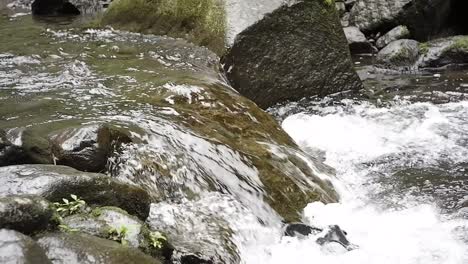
xmin=0 ymin=165 xmax=151 ymax=220
xmin=376 ymin=39 xmax=420 ymax=67
xmin=0 ymin=195 xmax=55 ymax=235
xmin=376 ymin=25 xmax=410 ymax=49
xmin=417 ymin=36 xmax=468 ymax=68
xmin=222 ymin=0 xmax=362 ymax=108
xmin=343 ymin=26 xmax=374 ymax=54
xmin=341 ymin=12 xmax=350 ymax=27
xmin=49 ymin=124 xmax=131 ymax=173
xmin=0 ymin=229 xmax=51 ymax=264
xmin=64 ymin=207 xmax=144 ymax=248
xmin=335 ymin=1 xmax=346 ymax=16
xmin=350 ymin=0 xmax=412 ymax=33
xmin=37 ymin=232 xmax=161 ymax=264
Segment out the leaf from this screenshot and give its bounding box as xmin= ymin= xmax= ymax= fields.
xmin=62 ymin=198 xmax=69 ymax=204
xmin=70 ymin=194 xmax=78 ymax=200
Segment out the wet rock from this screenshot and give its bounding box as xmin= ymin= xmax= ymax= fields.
xmin=0 ymin=165 xmax=151 ymax=220
xmin=64 ymin=207 xmax=144 ymax=248
xmin=284 ymin=223 xmax=322 ymax=237
xmin=335 ymin=1 xmax=346 ymax=16
xmin=343 ymin=26 xmax=374 ymax=54
xmin=0 ymin=195 xmax=55 ymax=235
xmin=0 ymin=130 xmax=28 ymax=167
xmin=316 ymin=225 xmax=352 ymax=249
xmin=417 ymin=36 xmax=468 ymax=68
xmin=376 ymin=25 xmax=410 ymax=49
xmin=222 ymin=0 xmax=362 ymax=108
xmin=37 ymin=232 xmax=161 ymax=264
xmin=50 ymin=124 xmax=132 ymax=173
xmin=147 ymin=195 xmax=241 ymax=264
xmin=20 ymin=129 xmax=53 ymax=165
xmin=376 ymin=39 xmax=420 ymax=68
xmin=0 ymin=229 xmax=51 ymax=264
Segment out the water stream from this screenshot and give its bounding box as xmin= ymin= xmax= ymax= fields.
xmin=0 ymin=10 xmax=467 ymax=264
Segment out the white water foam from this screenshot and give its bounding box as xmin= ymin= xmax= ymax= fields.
xmin=261 ymin=100 xmax=468 ymax=264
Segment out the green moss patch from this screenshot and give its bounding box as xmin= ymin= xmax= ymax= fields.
xmin=98 ymin=0 xmax=226 ymax=54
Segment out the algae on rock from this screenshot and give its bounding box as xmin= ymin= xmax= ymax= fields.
xmin=100 ymin=0 xmax=226 ymax=54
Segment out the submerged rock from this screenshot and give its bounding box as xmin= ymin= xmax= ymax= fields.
xmin=37 ymin=232 xmax=161 ymax=264
xmin=0 ymin=195 xmax=55 ymax=234
xmin=0 ymin=229 xmax=51 ymax=264
xmin=0 ymin=165 xmax=151 ymax=219
xmin=376 ymin=25 xmax=410 ymax=49
xmin=344 ymin=26 xmax=374 ymax=54
xmin=222 ymin=0 xmax=362 ymax=108
xmin=376 ymin=39 xmax=420 ymax=68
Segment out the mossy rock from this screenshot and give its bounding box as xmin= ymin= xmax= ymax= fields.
xmin=37 ymin=232 xmax=162 ymax=264
xmin=0 ymin=229 xmax=51 ymax=264
xmin=98 ymin=0 xmax=226 ymax=54
xmin=0 ymin=165 xmax=151 ymax=220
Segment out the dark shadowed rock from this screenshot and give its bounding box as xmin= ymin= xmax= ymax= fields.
xmin=284 ymin=223 xmax=322 ymax=238
xmin=37 ymin=232 xmax=162 ymax=264
xmin=50 ymin=124 xmax=132 ymax=173
xmin=0 ymin=229 xmax=51 ymax=264
xmin=376 ymin=25 xmax=410 ymax=49
xmin=0 ymin=130 xmax=28 ymax=167
xmin=349 ymin=0 xmax=467 ymax=41
xmin=0 ymin=195 xmax=55 ymax=234
xmin=344 ymin=26 xmax=374 ymax=54
xmin=0 ymin=165 xmax=151 ymax=220
xmin=222 ymin=0 xmax=362 ymax=108
xmin=376 ymin=39 xmax=420 ymax=67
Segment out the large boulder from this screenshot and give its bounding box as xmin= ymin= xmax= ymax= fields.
xmin=0 ymin=195 xmax=55 ymax=234
xmin=221 ymin=0 xmax=362 ymax=108
xmin=376 ymin=39 xmax=420 ymax=68
xmin=417 ymin=35 xmax=468 ymax=68
xmin=0 ymin=165 xmax=151 ymax=220
xmin=37 ymin=232 xmax=162 ymax=264
xmin=0 ymin=229 xmax=51 ymax=264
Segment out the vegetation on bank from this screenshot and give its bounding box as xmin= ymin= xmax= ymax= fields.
xmin=98 ymin=0 xmax=226 ymax=54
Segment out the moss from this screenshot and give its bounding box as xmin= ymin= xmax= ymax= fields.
xmin=98 ymin=0 xmax=226 ymax=55
xmin=451 ymin=36 xmax=468 ymax=51
xmin=324 ymin=0 xmax=335 ymax=6
xmin=419 ymin=42 xmax=429 ymax=55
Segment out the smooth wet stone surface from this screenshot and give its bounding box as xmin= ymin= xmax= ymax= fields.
xmin=37 ymin=232 xmax=162 ymax=264
xmin=0 ymin=195 xmax=54 ymax=234
xmin=0 ymin=165 xmax=151 ymax=220
xmin=376 ymin=25 xmax=410 ymax=49
xmin=0 ymin=229 xmax=51 ymax=264
xmin=344 ymin=26 xmax=374 ymax=54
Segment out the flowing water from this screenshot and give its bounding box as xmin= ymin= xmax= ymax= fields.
xmin=1 ymin=9 xmax=468 ymax=264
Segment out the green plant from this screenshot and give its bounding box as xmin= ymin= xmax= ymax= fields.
xmin=53 ymin=194 xmax=86 ymax=217
xmin=58 ymin=224 xmax=79 ymax=233
xmin=324 ymin=0 xmax=334 ymax=6
xmin=419 ymin=42 xmax=429 ymax=55
xmin=149 ymin=231 xmax=167 ymax=249
xmin=108 ymin=226 xmax=129 ymax=246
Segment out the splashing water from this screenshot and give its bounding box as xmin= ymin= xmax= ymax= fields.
xmin=266 ymin=99 xmax=468 ymax=264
